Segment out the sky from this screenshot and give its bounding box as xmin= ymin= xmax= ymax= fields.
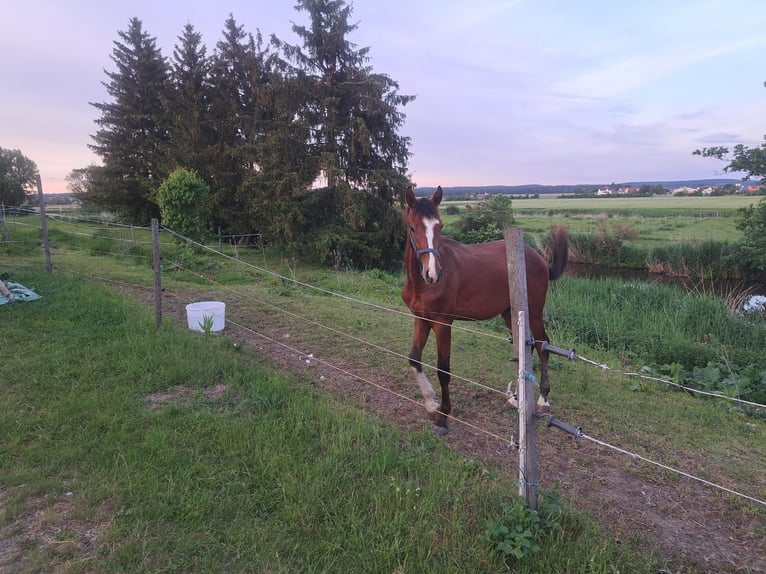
xmin=3 ymin=0 xmax=766 ymax=194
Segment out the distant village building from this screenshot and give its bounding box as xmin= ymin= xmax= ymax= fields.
xmin=671 ymin=186 xmax=697 ymax=196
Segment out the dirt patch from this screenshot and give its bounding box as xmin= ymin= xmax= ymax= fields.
xmin=145 ymin=383 xmax=228 ymax=410
xmin=98 ymin=284 xmax=766 ymax=572
xmin=0 ymin=485 xmax=110 ymax=573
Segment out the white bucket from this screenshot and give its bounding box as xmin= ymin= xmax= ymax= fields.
xmin=186 ymin=301 xmax=226 ymax=332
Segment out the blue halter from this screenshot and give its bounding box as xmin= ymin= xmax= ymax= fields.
xmin=408 ymin=230 xmax=442 ymax=278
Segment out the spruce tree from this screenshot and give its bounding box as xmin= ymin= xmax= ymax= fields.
xmin=165 ymin=23 xmax=214 ymax=182
xmin=274 ymin=0 xmax=415 ymax=202
xmin=207 ymin=15 xmax=271 ymax=233
xmin=89 ymin=17 xmax=170 ymax=223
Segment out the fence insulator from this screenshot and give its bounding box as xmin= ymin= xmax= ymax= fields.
xmin=540 ymin=341 xmax=576 ymax=361
xmin=546 ymin=415 xmax=583 ymax=438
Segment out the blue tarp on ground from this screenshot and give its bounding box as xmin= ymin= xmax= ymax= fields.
xmin=0 ymin=282 xmax=41 ymax=305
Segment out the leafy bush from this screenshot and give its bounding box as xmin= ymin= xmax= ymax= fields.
xmin=156 ymin=168 xmax=212 ymax=243
xmin=452 ymin=195 xmax=513 ymax=243
xmin=736 ymin=197 xmax=766 ymax=274
xmin=297 ymin=185 xmax=404 ymax=270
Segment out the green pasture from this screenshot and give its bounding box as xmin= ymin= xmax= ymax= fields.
xmin=1 ymin=277 xmax=661 ymax=573
xmin=443 ymin=194 xmax=759 ymax=245
xmin=2 ymin=211 xmax=765 ymax=572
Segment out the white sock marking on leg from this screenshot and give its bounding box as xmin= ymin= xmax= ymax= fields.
xmin=412 ymin=367 xmax=439 ymax=412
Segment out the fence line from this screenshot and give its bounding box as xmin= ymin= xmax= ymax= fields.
xmin=580 ymin=433 xmax=766 ymax=506
xmin=158 ymin=229 xmax=766 ymax=508
xmin=9 ymin=215 xmax=766 ymax=412
xmin=170 ymin=259 xmax=512 ymax=400
xmin=55 ymin=260 xmax=766 ymax=509
xmin=7 ymin=218 xmax=766 ymax=507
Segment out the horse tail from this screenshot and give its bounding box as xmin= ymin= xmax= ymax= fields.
xmin=548 ymin=225 xmax=569 ymax=281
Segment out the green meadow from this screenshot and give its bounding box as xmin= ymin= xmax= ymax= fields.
xmin=1 ymin=202 xmax=765 ymax=572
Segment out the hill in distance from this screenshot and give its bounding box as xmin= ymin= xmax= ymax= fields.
xmin=414 ymin=179 xmax=742 ymax=197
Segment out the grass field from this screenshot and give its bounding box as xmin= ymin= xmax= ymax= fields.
xmin=445 ymin=194 xmax=760 ymax=213
xmin=2 ymin=208 xmax=765 ymax=572
xmin=1 ymin=271 xmax=667 ymax=573
xmin=443 ymin=194 xmax=761 ymax=245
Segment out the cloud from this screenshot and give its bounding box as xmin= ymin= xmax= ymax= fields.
xmin=696 ymin=133 xmax=748 ymax=144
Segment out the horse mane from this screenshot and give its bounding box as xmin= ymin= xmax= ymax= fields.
xmin=411 ymin=197 xmax=440 ymax=219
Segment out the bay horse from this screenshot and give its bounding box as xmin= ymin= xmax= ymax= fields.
xmin=402 ymin=185 xmax=568 ymax=434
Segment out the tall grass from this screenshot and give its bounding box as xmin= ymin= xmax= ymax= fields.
xmin=548 ymin=277 xmax=766 ymax=406
xmin=646 ymin=240 xmax=742 ymax=278
xmin=0 ymin=271 xmax=661 ymax=573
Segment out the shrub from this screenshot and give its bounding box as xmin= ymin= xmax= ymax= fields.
xmin=156 ymin=168 xmax=212 ymax=243
xmin=452 ymin=195 xmax=513 ymax=243
xmin=735 ymin=197 xmax=766 ymax=274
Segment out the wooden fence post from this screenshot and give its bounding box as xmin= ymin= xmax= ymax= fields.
xmin=504 ymin=227 xmax=538 ymax=510
xmin=36 ymin=174 xmax=53 ymax=273
xmin=151 ymin=218 xmax=162 ymax=327
xmin=0 ymin=203 xmax=8 ymax=242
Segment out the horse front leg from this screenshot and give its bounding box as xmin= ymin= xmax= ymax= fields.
xmin=409 ymin=317 xmax=439 ymax=414
xmin=432 ymin=321 xmax=453 ymax=435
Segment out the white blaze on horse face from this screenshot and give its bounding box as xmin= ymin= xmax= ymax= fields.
xmin=411 ymin=366 xmax=439 ymax=412
xmin=423 ymin=217 xmax=440 ymax=283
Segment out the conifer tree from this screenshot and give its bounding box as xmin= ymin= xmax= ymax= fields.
xmin=274 ymin=0 xmax=414 ymax=202
xmin=207 ymin=15 xmax=272 ymax=233
xmin=165 ymin=23 xmax=214 ymax=181
xmin=89 ymin=17 xmax=170 ymax=223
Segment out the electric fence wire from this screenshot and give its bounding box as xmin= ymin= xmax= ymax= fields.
xmin=157 ymin=243 xmax=766 ymax=508
xmin=9 ymin=220 xmax=766 ymax=507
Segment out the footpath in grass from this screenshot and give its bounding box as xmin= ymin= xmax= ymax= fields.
xmin=0 ymin=271 xmax=662 ymax=573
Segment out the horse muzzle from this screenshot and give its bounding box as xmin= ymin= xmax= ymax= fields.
xmin=416 ymin=247 xmax=443 ymax=284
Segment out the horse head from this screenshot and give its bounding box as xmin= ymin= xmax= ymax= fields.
xmin=405 ymin=185 xmax=444 ymax=284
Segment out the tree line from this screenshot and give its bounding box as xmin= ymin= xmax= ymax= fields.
xmin=68 ymin=0 xmax=414 ymax=268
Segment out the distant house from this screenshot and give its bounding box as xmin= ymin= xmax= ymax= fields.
xmin=700 ymin=187 xmax=714 ymax=196
xmin=671 ymin=186 xmax=697 ymax=196
xmin=596 ymin=187 xmax=613 ymax=196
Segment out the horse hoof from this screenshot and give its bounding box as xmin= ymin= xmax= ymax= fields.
xmin=507 ymin=396 xmax=519 ymax=410
xmin=535 ymin=403 xmax=551 ymax=414
xmin=433 ymin=425 xmax=448 ymax=436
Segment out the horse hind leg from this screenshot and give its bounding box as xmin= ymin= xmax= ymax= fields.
xmin=504 ymin=310 xmax=551 ymax=413
xmin=531 ymin=317 xmax=552 ymax=413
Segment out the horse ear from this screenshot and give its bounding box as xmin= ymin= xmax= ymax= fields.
xmin=405 ymin=185 xmax=416 ymax=208
xmin=432 ymin=186 xmax=443 ymax=206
